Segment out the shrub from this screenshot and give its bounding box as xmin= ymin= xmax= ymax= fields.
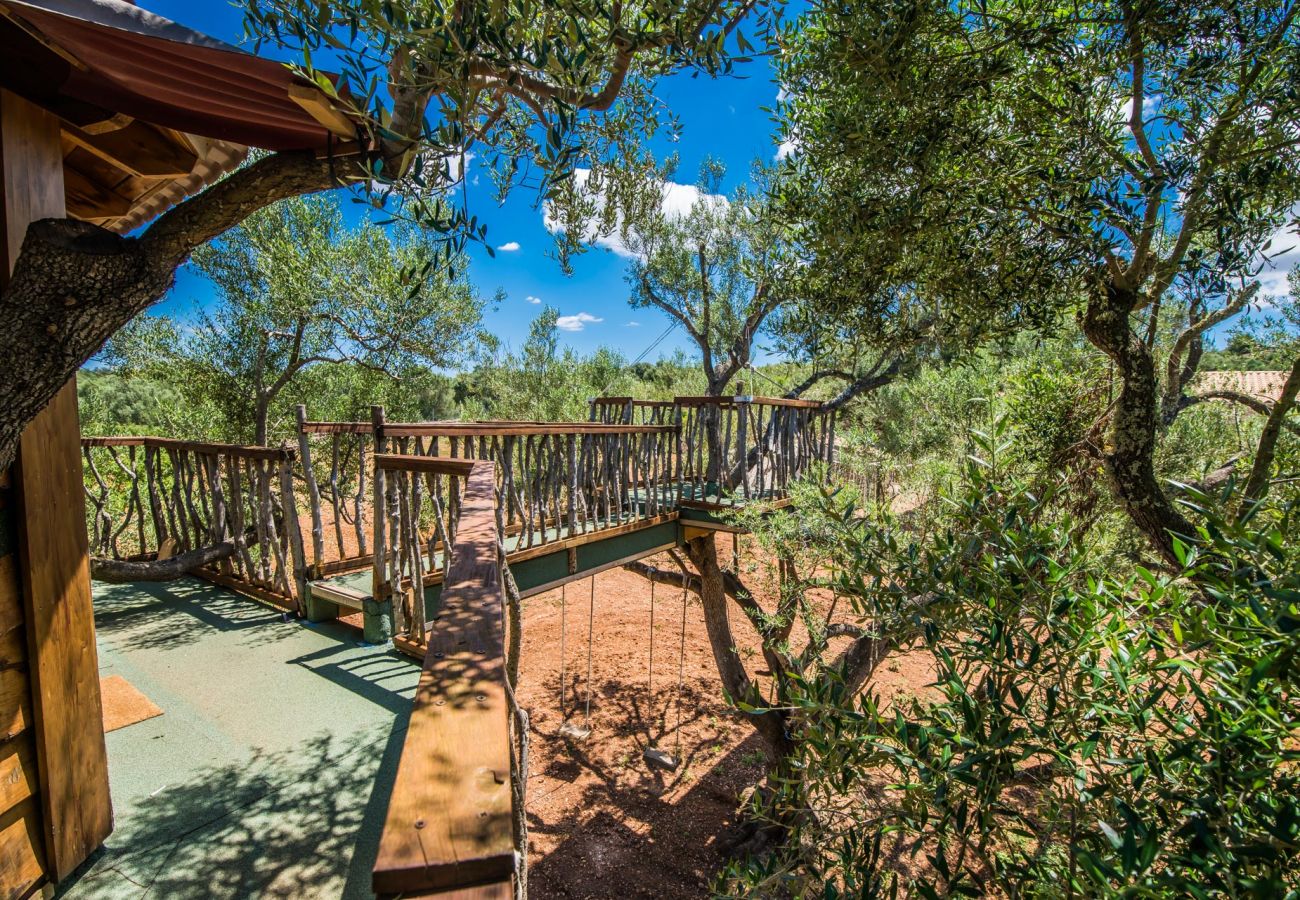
xmin=722 ymin=434 xmax=1300 ymax=898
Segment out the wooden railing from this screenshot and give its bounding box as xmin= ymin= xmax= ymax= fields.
xmin=588 ymin=396 xmax=677 ymax=425
xmin=294 ymin=405 xmax=374 ymax=577
xmin=673 ymin=395 xmax=836 ymax=508
xmin=371 ymin=418 xmax=678 ymax=644
xmin=381 ymin=421 xmax=680 ymax=544
xmin=81 ymin=437 xmax=307 ymax=610
xmin=372 ymin=457 xmax=515 ymax=897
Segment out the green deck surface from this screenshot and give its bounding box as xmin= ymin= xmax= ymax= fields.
xmin=59 ymin=578 xmax=420 ymax=900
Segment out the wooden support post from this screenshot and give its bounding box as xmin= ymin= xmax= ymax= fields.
xmin=278 ymin=456 xmax=308 ymax=616
xmin=295 ymin=405 xmax=326 ymax=570
xmin=368 ymin=405 xmax=392 ymax=643
xmin=2 ymin=90 xmax=112 ymax=885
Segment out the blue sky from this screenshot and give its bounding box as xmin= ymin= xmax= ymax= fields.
xmin=141 ymin=2 xmax=788 ymax=363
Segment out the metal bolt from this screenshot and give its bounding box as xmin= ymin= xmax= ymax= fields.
xmin=415 ymin=819 xmax=426 ymax=830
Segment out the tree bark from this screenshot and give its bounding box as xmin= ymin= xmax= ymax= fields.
xmin=683 ymin=533 xmax=794 ymax=758
xmin=90 ymin=541 xmax=236 ymax=583
xmin=1080 ymin=282 xmax=1196 ymax=566
xmin=254 ymin=396 xmax=271 ymax=448
xmin=0 ymin=150 xmax=340 ymax=471
xmin=1240 ymin=355 xmax=1300 ymax=505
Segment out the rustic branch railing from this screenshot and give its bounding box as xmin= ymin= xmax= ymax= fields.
xmin=588 ymin=396 xmax=677 ymax=426
xmin=672 ymin=396 xmax=835 ymax=508
xmin=294 ymin=405 xmax=373 ymax=577
xmin=372 ymin=457 xmax=515 ymax=897
xmin=81 ymin=437 xmax=306 ymax=611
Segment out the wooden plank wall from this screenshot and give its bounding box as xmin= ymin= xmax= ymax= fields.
xmin=0 ymin=89 xmax=112 ymax=895
xmin=0 ymin=474 xmax=46 ymax=900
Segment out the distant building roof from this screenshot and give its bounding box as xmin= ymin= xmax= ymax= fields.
xmin=0 ymin=0 xmax=357 ymax=231
xmin=1195 ymin=370 xmax=1289 ymax=403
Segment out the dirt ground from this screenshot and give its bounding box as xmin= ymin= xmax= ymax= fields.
xmin=511 ymin=548 xmax=937 ymax=899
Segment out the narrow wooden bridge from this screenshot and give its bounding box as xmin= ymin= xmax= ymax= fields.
xmin=81 ymin=394 xmax=836 ymax=898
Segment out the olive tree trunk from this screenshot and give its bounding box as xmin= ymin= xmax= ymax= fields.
xmin=0 ymin=150 xmax=338 ymax=471
xmin=1081 ymin=283 xmax=1197 ymax=566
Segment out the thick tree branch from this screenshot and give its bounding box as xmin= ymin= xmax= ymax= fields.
xmin=622 ymin=560 xmax=701 ymax=593
xmin=0 ymin=150 xmax=341 ymax=470
xmin=90 ymin=542 xmax=236 ymax=583
xmin=1241 ymin=356 xmax=1300 ymax=505
xmin=1163 ymin=284 xmax=1256 ymax=412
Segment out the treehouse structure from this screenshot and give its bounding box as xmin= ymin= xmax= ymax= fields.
xmin=0 ymin=3 xmax=836 ymax=897
xmin=0 ymin=0 xmax=361 ymax=895
xmin=80 ymin=394 xmax=838 ymax=896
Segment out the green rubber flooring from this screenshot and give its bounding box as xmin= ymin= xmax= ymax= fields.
xmin=58 ymin=577 xmax=421 ymax=900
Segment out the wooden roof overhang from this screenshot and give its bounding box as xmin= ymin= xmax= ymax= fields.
xmin=0 ymin=0 xmax=359 ymax=232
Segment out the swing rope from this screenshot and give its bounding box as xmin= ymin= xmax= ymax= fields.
xmin=558 ymin=582 xmax=568 ymax=719
xmin=647 ymin=579 xmax=656 ymax=705
xmin=674 ymin=582 xmax=687 ymax=758
xmin=584 ymin=575 xmax=596 ymax=726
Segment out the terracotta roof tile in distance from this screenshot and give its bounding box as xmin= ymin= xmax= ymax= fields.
xmin=1195 ymin=370 xmax=1289 ymax=403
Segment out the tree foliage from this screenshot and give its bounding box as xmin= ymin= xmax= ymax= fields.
xmin=105 ymin=194 xmax=484 ymax=444
xmin=244 ymin=0 xmax=772 ymax=258
xmin=724 ymin=425 xmax=1300 ymax=897
xmin=776 ymin=0 xmax=1300 ymax=563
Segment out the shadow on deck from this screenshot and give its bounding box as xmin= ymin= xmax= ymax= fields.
xmin=58 ymin=577 xmax=421 ymax=900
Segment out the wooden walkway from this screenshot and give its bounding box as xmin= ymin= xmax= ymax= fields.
xmin=81 ymin=394 xmax=836 ymax=898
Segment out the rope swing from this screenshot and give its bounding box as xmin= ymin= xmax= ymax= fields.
xmin=558 ymin=576 xmax=594 ymax=741
xmin=644 ymin=578 xmax=688 ymax=772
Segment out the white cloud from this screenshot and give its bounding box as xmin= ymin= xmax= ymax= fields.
xmin=542 ymin=168 xmax=727 ymax=260
xmin=1118 ymin=94 xmax=1160 ymax=123
xmin=497 ymin=241 xmax=520 ymax=252
xmin=1254 ymin=205 xmax=1300 ymax=298
xmin=556 ymin=312 xmax=603 ymax=332
xmin=774 ymin=86 xmax=800 ymax=160
xmin=525 ymin=295 xmax=542 ymax=304
xmin=370 ymin=149 xmax=474 ymax=194
xmin=625 ymin=320 xmax=641 ymax=327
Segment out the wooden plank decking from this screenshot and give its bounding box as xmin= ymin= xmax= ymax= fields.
xmin=372 ymin=460 xmax=514 ymax=898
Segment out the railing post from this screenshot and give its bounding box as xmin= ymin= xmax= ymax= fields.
xmin=295 ymin=404 xmax=326 ymax=573
xmin=367 ymin=405 xmax=393 ymax=643
xmin=279 ymin=450 xmax=309 ymax=616
xmin=567 ymin=434 xmax=578 ymax=536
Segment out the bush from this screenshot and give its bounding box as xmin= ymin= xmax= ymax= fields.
xmin=722 ymin=431 xmax=1300 ymax=898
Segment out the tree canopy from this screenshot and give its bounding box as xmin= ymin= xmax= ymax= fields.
xmin=106 ymin=194 xmax=484 ymax=444
xmin=776 ymin=0 xmax=1300 ymax=561
xmin=0 ymin=0 xmax=770 ymax=470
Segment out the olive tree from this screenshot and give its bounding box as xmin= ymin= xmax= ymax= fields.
xmin=776 ymin=0 xmax=1300 ymax=564
xmin=105 ymin=194 xmax=484 ymax=444
xmin=0 ymin=0 xmax=769 ymax=470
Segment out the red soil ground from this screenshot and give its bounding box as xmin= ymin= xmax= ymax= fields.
xmin=513 ymin=550 xmax=937 ymax=899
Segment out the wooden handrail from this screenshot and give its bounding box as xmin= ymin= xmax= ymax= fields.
xmin=589 ymin=396 xmax=676 ymax=407
xmin=673 ymin=394 xmax=825 ymax=409
xmin=373 ymin=459 xmax=515 ymax=896
xmin=81 ymin=436 xmax=294 ymax=461
xmin=298 ymin=421 xmax=372 ymax=434
xmin=382 ymin=422 xmax=676 ymax=437
xmin=373 ymin=453 xmax=477 ymax=476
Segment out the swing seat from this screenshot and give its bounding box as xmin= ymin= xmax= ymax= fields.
xmin=559 ymin=721 xmax=591 ymax=741
xmin=643 ymin=746 xmax=679 ymax=771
